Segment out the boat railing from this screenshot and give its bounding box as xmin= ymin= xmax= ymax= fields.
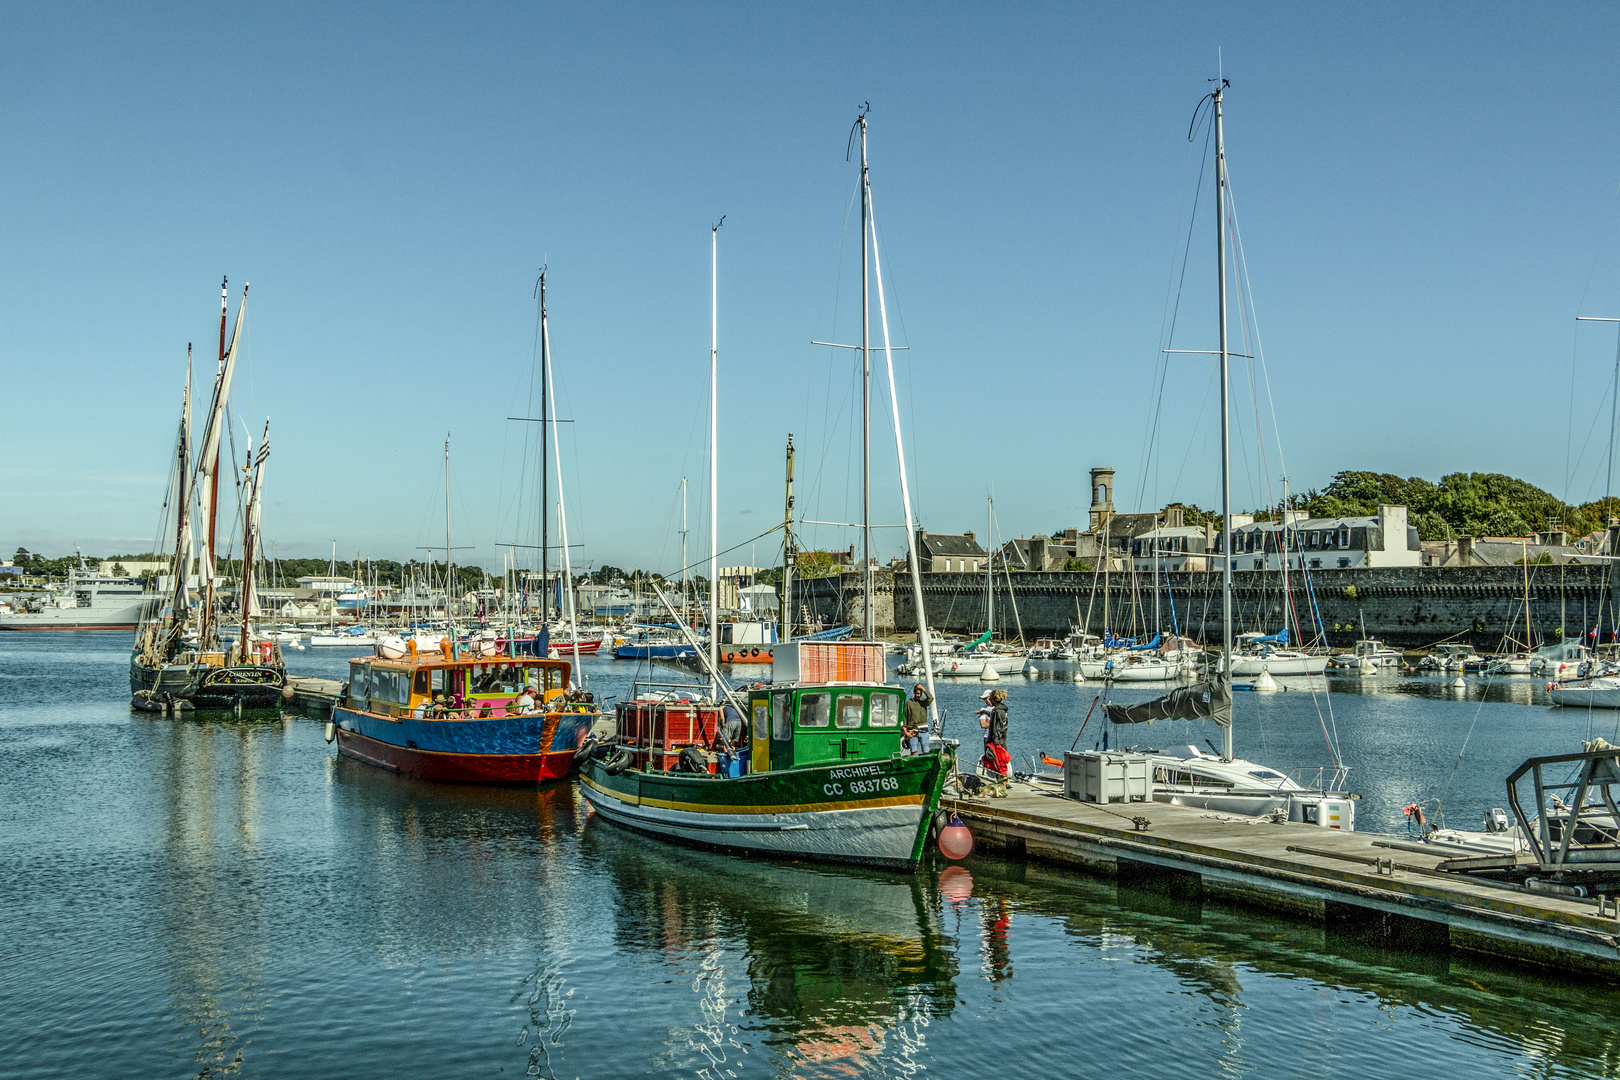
xmin=1506 ymin=745 xmax=1620 ymax=871
xmin=1280 ymin=764 xmax=1354 ymax=793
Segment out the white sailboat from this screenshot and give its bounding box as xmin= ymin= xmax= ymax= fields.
xmin=1098 ymin=83 xmax=1354 ymax=827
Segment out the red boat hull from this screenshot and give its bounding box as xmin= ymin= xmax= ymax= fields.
xmin=336 ymin=728 xmax=576 ymax=783
xmin=549 ymin=638 xmax=602 ymax=656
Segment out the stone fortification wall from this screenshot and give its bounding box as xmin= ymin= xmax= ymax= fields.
xmin=791 ymin=565 xmax=1617 ymax=649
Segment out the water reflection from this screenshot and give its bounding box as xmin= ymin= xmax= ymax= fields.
xmin=583 ymin=821 xmax=958 ymax=1075
xmin=969 ymin=856 xmax=1620 ymax=1077
xmin=154 ymin=715 xmax=287 ymax=1077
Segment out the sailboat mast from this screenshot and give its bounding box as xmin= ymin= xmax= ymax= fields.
xmin=169 ymin=346 xmax=192 ymax=636
xmin=208 ymin=279 xmax=225 ymax=590
xmin=539 ymin=271 xmax=550 ymax=624
xmin=1214 ymin=80 xmax=1234 ymax=761
xmin=681 ymin=477 xmax=688 ymax=615
xmin=859 ymin=112 xmax=873 ymax=639
xmin=783 ymin=435 xmax=795 ymax=640
xmin=986 ymin=496 xmax=994 ymax=638
xmin=541 ymin=305 xmax=584 ymax=681
xmin=709 ymin=220 xmax=721 ymax=697
xmin=444 ymin=435 xmax=452 ymax=627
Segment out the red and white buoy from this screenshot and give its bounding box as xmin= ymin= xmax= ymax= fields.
xmin=937 ymin=813 xmax=974 ymax=860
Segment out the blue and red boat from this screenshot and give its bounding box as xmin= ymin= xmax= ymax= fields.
xmin=330 ymin=645 xmax=598 ymax=783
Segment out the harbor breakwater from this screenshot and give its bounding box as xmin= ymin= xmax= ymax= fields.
xmin=793 ymin=564 xmax=1618 ymax=649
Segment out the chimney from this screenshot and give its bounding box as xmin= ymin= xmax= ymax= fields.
xmin=1458 ymin=535 xmax=1474 ymax=568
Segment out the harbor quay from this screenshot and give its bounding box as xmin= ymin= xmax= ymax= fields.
xmin=794 ymin=564 xmax=1615 ymax=649
xmin=952 ymin=788 xmax=1620 ymax=980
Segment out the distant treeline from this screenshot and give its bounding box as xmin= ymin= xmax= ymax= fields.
xmin=1154 ymin=471 xmax=1616 ymax=543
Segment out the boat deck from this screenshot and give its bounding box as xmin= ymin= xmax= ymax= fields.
xmin=954 ymin=784 xmax=1620 ymax=978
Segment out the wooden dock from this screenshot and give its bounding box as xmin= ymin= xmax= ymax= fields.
xmin=285 ymin=677 xmax=342 ymax=713
xmin=954 ymin=785 xmax=1620 ymax=978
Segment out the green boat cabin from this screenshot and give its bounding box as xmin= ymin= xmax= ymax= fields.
xmin=745 ymin=683 xmax=905 ymax=773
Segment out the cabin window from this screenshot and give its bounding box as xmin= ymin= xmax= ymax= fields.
xmin=432 ymin=669 xmax=447 ymax=695
xmin=752 ymin=701 xmax=768 ymax=740
xmin=414 ymin=670 xmax=431 ymax=698
xmin=836 ymin=694 xmax=864 ymax=729
xmin=772 ymin=692 xmax=792 ymax=740
xmin=472 ymin=665 xmax=523 ymax=695
xmin=348 ymin=664 xmax=369 ymax=708
xmin=799 ymin=693 xmax=830 ymax=728
xmin=870 ymin=693 xmax=898 ymax=727
xmin=544 ymin=665 xmax=563 ymax=691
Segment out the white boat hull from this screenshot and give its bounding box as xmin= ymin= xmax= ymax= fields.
xmin=1228 ymin=654 xmax=1328 ymax=675
xmin=1549 ymin=679 xmax=1620 ymax=708
xmin=934 ymin=655 xmax=1028 ymax=677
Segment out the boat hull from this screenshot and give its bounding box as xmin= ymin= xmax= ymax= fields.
xmin=331 ymin=704 xmax=593 ymax=783
xmin=579 ymin=752 xmax=950 ymax=870
xmin=130 ymin=658 xmax=287 ymax=710
xmin=1549 ymin=680 xmax=1620 ymax=708
xmin=1228 ymin=654 xmax=1329 ymax=675
xmin=933 ymin=655 xmax=1027 ymax=677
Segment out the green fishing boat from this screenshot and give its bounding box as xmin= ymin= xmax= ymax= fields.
xmin=579 ymin=655 xmax=954 ymax=870
xmin=582 ymin=110 xmax=956 ymax=871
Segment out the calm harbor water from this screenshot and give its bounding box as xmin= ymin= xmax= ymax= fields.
xmin=4 ymin=632 xmax=1619 ymax=1078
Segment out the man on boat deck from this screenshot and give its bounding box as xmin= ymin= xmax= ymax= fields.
xmin=514 ymin=686 xmax=536 ymax=713
xmin=719 ymin=701 xmax=746 ymax=749
xmin=903 ymin=684 xmax=933 ymax=754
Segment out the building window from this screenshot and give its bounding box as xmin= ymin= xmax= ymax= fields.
xmin=1338 ymin=557 xmax=1350 ymax=568
xmin=1253 ymin=559 xmax=1264 ymax=570
xmin=1310 ymin=559 xmax=1321 ymax=569
xmin=1339 ymin=527 xmax=1350 ymax=548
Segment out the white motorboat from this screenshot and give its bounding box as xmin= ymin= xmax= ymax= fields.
xmin=1147 ymin=745 xmax=1355 ymax=827
xmin=1420 ymin=643 xmax=1482 ymax=671
xmin=310 ymin=626 xmax=380 ymax=647
xmin=1549 ymin=675 xmax=1620 ymax=708
xmin=1328 ymin=638 xmax=1402 ymax=670
xmin=1226 ymin=650 xmax=1329 ymax=676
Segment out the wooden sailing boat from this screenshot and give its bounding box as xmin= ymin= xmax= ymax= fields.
xmin=580 ymin=113 xmax=954 ymax=869
xmin=131 ymin=280 xmax=288 ymax=711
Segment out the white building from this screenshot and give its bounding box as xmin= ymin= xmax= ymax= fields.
xmin=1221 ymin=505 xmax=1421 ymax=572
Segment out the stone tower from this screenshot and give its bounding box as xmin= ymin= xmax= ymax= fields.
xmin=1089 ymin=467 xmax=1116 ymax=530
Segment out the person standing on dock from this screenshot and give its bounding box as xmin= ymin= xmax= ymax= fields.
xmin=981 ymin=689 xmax=1010 ymax=777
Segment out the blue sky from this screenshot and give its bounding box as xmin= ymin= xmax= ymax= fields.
xmin=8 ymin=4 xmax=1620 ymax=574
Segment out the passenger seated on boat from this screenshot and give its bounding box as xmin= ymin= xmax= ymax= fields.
xmin=477 ymin=700 xmax=493 ymax=719
xmin=901 ymin=720 xmax=931 ymax=755
xmin=513 ymin=688 xmax=536 ymax=713
xmin=428 ymin=695 xmax=450 ymax=718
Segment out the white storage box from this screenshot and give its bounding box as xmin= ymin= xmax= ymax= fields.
xmin=1064 ymin=751 xmax=1151 ymax=803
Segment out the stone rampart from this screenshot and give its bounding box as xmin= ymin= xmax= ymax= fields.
xmin=791 ymin=565 xmax=1618 ymax=649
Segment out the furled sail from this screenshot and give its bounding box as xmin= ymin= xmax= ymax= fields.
xmin=1103 ymin=675 xmax=1231 ymax=727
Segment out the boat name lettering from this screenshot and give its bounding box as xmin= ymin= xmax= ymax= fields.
xmin=829 ymin=765 xmax=880 ymax=779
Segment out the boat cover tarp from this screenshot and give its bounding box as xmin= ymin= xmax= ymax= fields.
xmin=1535 ymin=640 xmax=1586 ymax=662
xmin=1253 ymin=628 xmax=1290 ymax=645
xmin=961 ymin=629 xmax=992 ymax=651
xmin=1103 ymin=630 xmax=1136 ymax=648
xmin=1129 ymin=633 xmax=1162 ymax=651
xmin=1103 ymin=676 xmax=1231 ymax=728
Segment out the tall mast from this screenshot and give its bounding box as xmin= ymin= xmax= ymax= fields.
xmin=1214 ymin=80 xmax=1234 ymax=761
xmin=783 ymin=435 xmax=795 ymax=640
xmin=866 ymin=168 xmax=939 ymax=720
xmin=240 ymin=421 xmax=270 ymax=655
xmin=542 ymin=301 xmax=584 ymax=681
xmin=680 ymin=476 xmax=688 ymax=614
xmin=859 ymin=111 xmax=873 ymax=639
xmin=444 ymin=435 xmax=452 ymax=626
xmin=539 ymin=270 xmax=550 ymax=624
xmin=986 ymin=497 xmax=994 ymax=638
xmin=709 ymin=218 xmax=721 ymax=697
xmin=168 ymin=346 xmax=193 ymax=638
